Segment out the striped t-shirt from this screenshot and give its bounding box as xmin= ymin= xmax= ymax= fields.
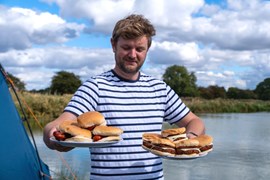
xmin=64 ymin=70 xmax=190 ymax=180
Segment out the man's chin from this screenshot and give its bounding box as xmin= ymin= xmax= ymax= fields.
xmin=123 ymin=66 xmax=139 ymax=74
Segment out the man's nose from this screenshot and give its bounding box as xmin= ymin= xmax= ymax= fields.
xmin=128 ymin=49 xmax=136 ymax=58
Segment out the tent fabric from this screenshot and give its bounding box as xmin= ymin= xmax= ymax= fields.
xmin=0 ymin=66 xmax=51 ymax=180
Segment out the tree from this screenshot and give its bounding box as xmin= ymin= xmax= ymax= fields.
xmin=227 ymin=87 xmax=257 ymax=99
xmin=254 ymin=78 xmax=270 ymax=100
xmin=163 ymin=65 xmax=199 ymax=97
xmin=50 ymin=71 xmax=82 ymax=95
xmin=6 ymin=72 xmax=26 ymax=91
xmin=199 ymin=85 xmax=226 ymax=99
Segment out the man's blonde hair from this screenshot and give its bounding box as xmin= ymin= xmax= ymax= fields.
xmin=112 ymin=14 xmax=156 ymax=48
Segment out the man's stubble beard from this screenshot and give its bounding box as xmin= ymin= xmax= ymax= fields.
xmin=119 ymin=61 xmax=142 ymax=74
xmin=117 ymin=56 xmax=144 ymax=75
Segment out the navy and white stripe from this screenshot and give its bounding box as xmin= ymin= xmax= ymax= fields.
xmin=64 ymin=70 xmax=190 ymax=180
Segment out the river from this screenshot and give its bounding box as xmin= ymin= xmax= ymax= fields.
xmin=34 ymin=112 xmax=270 ymax=180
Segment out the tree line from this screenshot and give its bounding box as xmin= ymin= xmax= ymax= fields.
xmin=7 ymin=65 xmax=270 ymax=100
xmin=163 ymin=65 xmax=270 ymax=100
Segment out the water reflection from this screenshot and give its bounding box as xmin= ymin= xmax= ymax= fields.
xmin=35 ymin=113 xmax=270 ymax=180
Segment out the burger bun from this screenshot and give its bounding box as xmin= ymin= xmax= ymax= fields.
xmin=65 ymin=135 xmax=93 ymax=142
xmin=77 ymin=111 xmax=106 ymax=128
xmin=59 ymin=123 xmax=92 ymax=139
xmin=93 ymin=126 xmax=123 ymax=136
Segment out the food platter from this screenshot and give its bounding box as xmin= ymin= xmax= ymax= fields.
xmin=50 ymin=137 xmax=120 ymax=148
xmin=142 ymin=145 xmax=211 ymax=160
xmin=150 ymin=152 xmax=209 ymax=160
xmin=160 ymin=152 xmax=209 ymax=160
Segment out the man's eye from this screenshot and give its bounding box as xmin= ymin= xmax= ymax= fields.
xmin=122 ymin=46 xmax=130 ymax=50
xmin=137 ymin=48 xmax=144 ymax=52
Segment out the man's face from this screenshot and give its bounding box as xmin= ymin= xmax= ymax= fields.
xmin=111 ymin=36 xmax=149 ymax=77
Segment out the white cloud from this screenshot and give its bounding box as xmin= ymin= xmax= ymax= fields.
xmin=0 ymin=6 xmax=84 ymax=52
xmin=149 ymin=41 xmax=202 ymax=66
xmin=0 ymin=47 xmax=114 ymax=90
xmin=1 ymin=0 xmax=270 ymax=91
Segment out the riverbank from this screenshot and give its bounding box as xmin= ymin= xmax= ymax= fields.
xmin=183 ymin=97 xmax=270 ymax=113
xmin=12 ymin=92 xmax=270 ymax=125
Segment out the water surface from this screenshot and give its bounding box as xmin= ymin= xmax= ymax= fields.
xmin=34 ymin=113 xmax=270 ymax=180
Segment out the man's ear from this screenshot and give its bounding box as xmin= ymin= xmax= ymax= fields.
xmin=111 ymin=38 xmax=116 ymax=52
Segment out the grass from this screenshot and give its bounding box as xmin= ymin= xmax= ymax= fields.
xmin=183 ymin=97 xmax=270 ymax=113
xmin=11 ymin=92 xmax=270 ymax=127
xmin=11 ymin=91 xmax=72 ymax=127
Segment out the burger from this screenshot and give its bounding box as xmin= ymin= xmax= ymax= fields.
xmin=194 ymin=135 xmax=213 ymax=155
xmin=161 ymin=127 xmax=187 ymax=142
xmin=53 ymin=120 xmax=92 ymax=142
xmin=77 ymin=111 xmax=107 ymax=131
xmin=174 ymin=138 xmax=201 ymax=158
xmin=92 ymin=126 xmax=123 ymax=142
xmin=142 ymin=133 xmax=175 ymax=157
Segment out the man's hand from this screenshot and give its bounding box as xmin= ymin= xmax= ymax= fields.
xmin=43 ymin=112 xmax=77 ymax=152
xmin=175 ymin=111 xmax=205 ymax=137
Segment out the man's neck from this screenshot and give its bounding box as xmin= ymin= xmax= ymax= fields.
xmin=113 ymin=68 xmax=140 ymax=81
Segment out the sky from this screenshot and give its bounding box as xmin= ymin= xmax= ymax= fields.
xmin=1 ymin=0 xmax=270 ymax=91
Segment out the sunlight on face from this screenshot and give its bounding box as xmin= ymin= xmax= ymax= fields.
xmin=112 ymin=36 xmax=149 ymax=79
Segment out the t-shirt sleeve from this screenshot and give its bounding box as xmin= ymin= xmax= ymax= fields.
xmin=64 ymin=78 xmax=99 ymax=116
xmin=163 ymin=85 xmax=190 ymax=125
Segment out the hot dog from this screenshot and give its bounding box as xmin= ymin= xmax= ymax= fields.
xmin=92 ymin=126 xmax=123 ymax=142
xmin=53 ymin=120 xmax=92 ymax=142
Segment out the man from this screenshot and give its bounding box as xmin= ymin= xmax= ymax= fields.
xmin=43 ymin=14 xmax=205 ymax=179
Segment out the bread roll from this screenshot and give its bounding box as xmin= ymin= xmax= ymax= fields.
xmin=161 ymin=127 xmax=186 ymax=137
xmin=65 ymin=135 xmax=93 ymax=142
xmin=77 ymin=111 xmax=106 ymax=128
xmin=92 ymin=126 xmax=123 ymax=136
xmin=59 ymin=123 xmax=92 ymax=139
xmin=194 ymin=135 xmax=213 ymax=146
xmin=175 ymin=138 xmax=199 ymax=148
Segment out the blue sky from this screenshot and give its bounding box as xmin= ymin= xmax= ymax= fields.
xmin=1 ymin=0 xmax=270 ymax=90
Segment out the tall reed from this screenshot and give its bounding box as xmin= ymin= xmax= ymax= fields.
xmin=11 ymin=92 xmax=270 ymax=127
xmin=11 ymin=91 xmax=72 ymax=126
xmin=183 ymin=97 xmax=270 ymax=113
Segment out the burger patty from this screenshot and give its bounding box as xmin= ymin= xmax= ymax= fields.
xmin=143 ymin=141 xmax=175 ymax=154
xmin=176 ymin=148 xmax=200 ymax=155
xmin=200 ymin=144 xmax=213 ymax=152
xmin=173 ymin=137 xmax=187 ymax=141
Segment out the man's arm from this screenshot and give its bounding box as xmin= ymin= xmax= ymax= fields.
xmin=43 ymin=111 xmax=77 ymax=152
xmin=175 ymin=111 xmax=205 ymax=138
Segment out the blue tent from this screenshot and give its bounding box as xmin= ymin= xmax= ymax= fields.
xmin=0 ymin=64 xmax=51 ymax=179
